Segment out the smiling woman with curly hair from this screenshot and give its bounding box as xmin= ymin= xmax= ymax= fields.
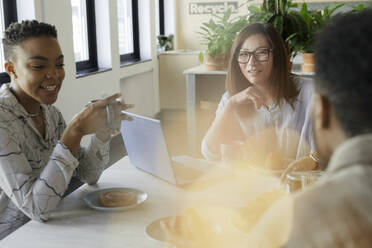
xmin=0 ymin=20 xmax=133 ymax=239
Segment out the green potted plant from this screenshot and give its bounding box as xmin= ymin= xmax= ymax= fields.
xmin=295 ymin=2 xmax=344 ymax=72
xmin=157 ymin=34 xmax=174 ymax=51
xmin=351 ymin=3 xmax=371 ymax=13
xmin=247 ymin=0 xmax=307 ymax=61
xmin=198 ymin=8 xmax=249 ymax=71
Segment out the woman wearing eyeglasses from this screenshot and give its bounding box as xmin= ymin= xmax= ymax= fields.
xmin=202 ymin=23 xmax=317 ymax=171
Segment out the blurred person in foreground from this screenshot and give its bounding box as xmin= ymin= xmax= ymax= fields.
xmin=251 ymin=9 xmax=372 ymax=247
xmin=161 ymin=10 xmax=372 ymax=248
xmin=282 ymin=8 xmax=372 ymax=247
xmin=0 ymin=20 xmax=133 ymax=239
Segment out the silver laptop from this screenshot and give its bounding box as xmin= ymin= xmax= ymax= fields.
xmin=120 ymin=112 xmax=212 ymax=185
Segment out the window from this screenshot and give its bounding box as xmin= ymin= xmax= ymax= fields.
xmin=117 ymin=0 xmax=140 ymax=64
xmin=159 ymin=0 xmax=164 ymax=36
xmin=71 ymin=0 xmax=98 ymax=75
xmin=0 ymin=0 xmax=17 ymax=84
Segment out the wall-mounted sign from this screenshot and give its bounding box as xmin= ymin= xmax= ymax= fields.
xmin=189 ymin=1 xmax=239 ymax=15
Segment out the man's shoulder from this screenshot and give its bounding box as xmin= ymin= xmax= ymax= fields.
xmin=286 ymin=166 xmax=372 ymax=247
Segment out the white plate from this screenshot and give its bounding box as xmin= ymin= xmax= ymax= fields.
xmin=83 ymin=187 xmax=147 ymax=211
xmin=145 ymin=216 xmax=176 ymax=246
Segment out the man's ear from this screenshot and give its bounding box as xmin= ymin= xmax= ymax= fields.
xmin=314 ymin=93 xmax=331 ymax=129
xmin=4 ymin=61 xmax=17 ymax=79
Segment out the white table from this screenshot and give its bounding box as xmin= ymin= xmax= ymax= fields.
xmin=0 ymin=157 xmax=279 ymax=248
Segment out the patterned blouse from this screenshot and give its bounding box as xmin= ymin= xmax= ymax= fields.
xmin=0 ymin=83 xmax=110 ymax=239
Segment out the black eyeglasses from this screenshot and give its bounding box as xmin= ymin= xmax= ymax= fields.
xmin=237 ymin=48 xmax=273 ymax=63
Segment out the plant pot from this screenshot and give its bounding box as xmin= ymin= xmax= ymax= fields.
xmin=288 ymin=60 xmax=293 ymax=73
xmin=301 ymin=53 xmax=315 ymax=73
xmin=205 ymin=53 xmax=229 ymax=71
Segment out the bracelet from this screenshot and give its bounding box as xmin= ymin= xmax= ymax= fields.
xmin=309 ymin=152 xmax=320 ymax=163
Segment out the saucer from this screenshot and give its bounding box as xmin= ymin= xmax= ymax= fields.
xmin=145 ymin=216 xmax=176 ymax=246
xmin=84 ymin=187 xmax=147 ymax=211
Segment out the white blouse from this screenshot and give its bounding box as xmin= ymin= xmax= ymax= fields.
xmin=201 ymin=76 xmax=314 ymax=162
xmin=0 ymin=83 xmax=110 ymax=239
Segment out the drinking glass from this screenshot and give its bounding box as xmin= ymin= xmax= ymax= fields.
xmin=301 ymin=171 xmax=325 ymax=189
xmin=285 ymin=172 xmax=303 ymax=193
xmin=285 ymin=170 xmax=325 ymax=193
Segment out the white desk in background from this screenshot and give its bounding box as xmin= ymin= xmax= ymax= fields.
xmin=0 ymin=157 xmax=279 ymax=248
xmin=183 ymin=65 xmax=227 ymax=156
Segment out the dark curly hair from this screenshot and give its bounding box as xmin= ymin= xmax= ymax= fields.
xmin=3 ymin=20 xmax=57 ymax=61
xmin=314 ymin=9 xmax=372 ymax=137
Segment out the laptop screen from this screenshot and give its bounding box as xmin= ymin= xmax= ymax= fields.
xmin=120 ymin=112 xmax=177 ymax=184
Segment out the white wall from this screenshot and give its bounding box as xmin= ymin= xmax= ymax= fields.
xmin=120 ymin=71 xmax=155 ymax=117
xmin=159 ymin=52 xmax=200 ymax=110
xmin=25 ymin=0 xmax=160 ymax=122
xmin=175 ymin=0 xmax=250 ymax=50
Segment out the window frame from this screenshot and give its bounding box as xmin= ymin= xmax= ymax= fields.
xmin=75 ymin=0 xmax=98 ymax=75
xmin=0 ymin=0 xmax=18 ymax=84
xmin=119 ymin=0 xmax=140 ymax=65
xmin=159 ymin=0 xmax=164 ymax=35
